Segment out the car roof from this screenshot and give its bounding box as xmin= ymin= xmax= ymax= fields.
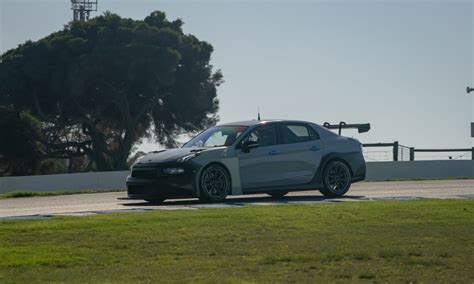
xmin=217 ymin=119 xmax=314 ymax=127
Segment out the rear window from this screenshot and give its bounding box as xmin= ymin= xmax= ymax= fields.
xmin=279 ymin=124 xmax=319 ymax=144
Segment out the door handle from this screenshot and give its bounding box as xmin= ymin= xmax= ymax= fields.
xmin=310 ymin=146 xmax=321 ymax=151
xmin=268 ymin=150 xmax=281 ymax=155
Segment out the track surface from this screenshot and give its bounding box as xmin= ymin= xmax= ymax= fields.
xmin=0 ymin=179 xmax=473 ymax=218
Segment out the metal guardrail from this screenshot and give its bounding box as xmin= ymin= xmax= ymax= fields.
xmin=363 ymin=141 xmax=474 ymax=161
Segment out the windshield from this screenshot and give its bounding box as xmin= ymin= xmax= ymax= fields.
xmin=183 ymin=126 xmax=248 ymax=148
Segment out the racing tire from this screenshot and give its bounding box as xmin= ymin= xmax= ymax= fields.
xmin=319 ymin=160 xmax=352 ymax=198
xmin=198 ymin=164 xmax=231 ymax=203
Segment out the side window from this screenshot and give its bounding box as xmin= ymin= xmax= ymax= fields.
xmin=280 ymin=124 xmax=319 ymax=144
xmin=242 ymin=124 xmax=277 ymax=147
xmin=308 ymin=126 xmax=320 ymax=140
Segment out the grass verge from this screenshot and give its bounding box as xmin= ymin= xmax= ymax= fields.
xmin=0 ymin=189 xmax=124 ymax=199
xmin=0 ymin=199 xmax=473 ymax=283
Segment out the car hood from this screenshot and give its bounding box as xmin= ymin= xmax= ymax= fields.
xmin=136 ymin=147 xmax=222 ymax=164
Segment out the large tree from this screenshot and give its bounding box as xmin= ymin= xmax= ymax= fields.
xmin=0 ymin=107 xmax=46 ymax=176
xmin=0 ymin=11 xmax=222 ymax=171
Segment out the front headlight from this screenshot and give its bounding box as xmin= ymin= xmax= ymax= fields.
xmin=162 ymin=167 xmax=185 ymax=175
xmin=178 ymin=154 xmax=196 ymax=163
xmin=132 ymin=156 xmax=145 ymax=167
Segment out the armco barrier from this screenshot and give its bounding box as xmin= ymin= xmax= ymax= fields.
xmin=365 ymin=160 xmax=473 ymax=181
xmin=0 ymin=171 xmax=129 ymax=194
xmin=0 ymin=161 xmax=472 ymax=194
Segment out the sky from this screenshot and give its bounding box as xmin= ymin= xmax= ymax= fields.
xmin=1 ymin=0 xmax=473 ymax=156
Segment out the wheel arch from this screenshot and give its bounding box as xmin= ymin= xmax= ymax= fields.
xmin=314 ymin=153 xmax=354 ymax=185
xmin=196 ymin=161 xmax=233 ymax=196
xmin=322 ymin=157 xmax=354 ymax=176
xmin=318 ymin=157 xmax=353 ymax=198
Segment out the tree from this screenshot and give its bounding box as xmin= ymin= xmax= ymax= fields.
xmin=0 ymin=11 xmax=223 ymax=171
xmin=0 ymin=107 xmax=46 ymax=176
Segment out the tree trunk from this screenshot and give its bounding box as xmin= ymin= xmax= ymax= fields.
xmin=112 ymin=92 xmax=135 ymax=170
xmin=114 ymin=124 xmax=135 ymax=170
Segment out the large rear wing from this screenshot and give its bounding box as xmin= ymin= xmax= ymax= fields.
xmin=322 ymin=121 xmax=371 ymax=135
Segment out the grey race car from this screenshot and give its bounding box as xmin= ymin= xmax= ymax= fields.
xmin=126 ymin=119 xmax=366 ymax=203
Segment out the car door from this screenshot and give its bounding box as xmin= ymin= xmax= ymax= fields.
xmin=274 ymin=123 xmax=323 ymax=186
xmin=236 ymin=124 xmax=287 ymax=190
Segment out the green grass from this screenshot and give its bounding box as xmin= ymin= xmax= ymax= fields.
xmin=0 ymin=189 xmax=124 ymax=199
xmin=0 ymin=199 xmax=473 ymax=283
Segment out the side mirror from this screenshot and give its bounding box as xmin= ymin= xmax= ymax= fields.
xmin=241 ymin=141 xmax=259 ymax=153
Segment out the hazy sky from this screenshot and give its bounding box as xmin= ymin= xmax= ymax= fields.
xmin=1 ymin=0 xmax=473 ymax=154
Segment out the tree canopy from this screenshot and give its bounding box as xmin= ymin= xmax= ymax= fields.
xmin=0 ymin=107 xmax=46 ymax=175
xmin=0 ymin=11 xmax=223 ymax=173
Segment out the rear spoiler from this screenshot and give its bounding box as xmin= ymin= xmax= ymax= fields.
xmin=323 ymin=121 xmax=371 ymax=135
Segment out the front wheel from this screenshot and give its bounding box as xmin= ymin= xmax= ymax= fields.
xmin=319 ymin=160 xmax=352 ymax=198
xmin=199 ymin=164 xmax=231 ymax=203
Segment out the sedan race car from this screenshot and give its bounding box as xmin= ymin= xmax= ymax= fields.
xmin=126 ymin=119 xmax=366 ymax=203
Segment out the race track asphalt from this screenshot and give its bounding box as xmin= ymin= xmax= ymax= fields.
xmin=0 ymin=179 xmax=473 ymax=219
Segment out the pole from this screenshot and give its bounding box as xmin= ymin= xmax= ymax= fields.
xmin=393 ymin=141 xmax=399 ymax=161
xmin=468 ymin=86 xmax=473 ymax=137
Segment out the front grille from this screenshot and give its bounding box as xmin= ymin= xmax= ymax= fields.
xmin=131 ymin=168 xmax=157 ymax=179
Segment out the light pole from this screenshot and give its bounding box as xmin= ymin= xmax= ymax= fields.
xmin=71 ymin=0 xmax=97 ymax=21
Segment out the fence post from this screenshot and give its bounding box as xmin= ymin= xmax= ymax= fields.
xmin=410 ymin=147 xmax=415 ymax=161
xmin=393 ymin=141 xmax=399 ymax=161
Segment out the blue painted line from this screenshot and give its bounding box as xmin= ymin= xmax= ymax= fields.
xmin=360 ymin=196 xmax=420 ymax=201
xmin=0 ymin=214 xmax=52 ymax=220
xmin=455 ymin=194 xmax=474 ymax=199
xmin=94 ymin=208 xmax=155 ymax=214
xmin=189 ymin=203 xmax=245 ymax=209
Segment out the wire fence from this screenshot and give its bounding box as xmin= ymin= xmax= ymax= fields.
xmin=363 ymin=142 xmax=473 ymax=162
xmin=363 ymin=148 xmax=393 ymax=162
xmin=412 ymin=151 xmax=473 ymax=161
xmin=398 ymin=144 xmax=411 ymax=161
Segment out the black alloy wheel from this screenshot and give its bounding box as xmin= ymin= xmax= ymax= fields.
xmin=199 ymin=164 xmax=231 ymax=202
xmin=320 ymin=160 xmax=351 ymax=198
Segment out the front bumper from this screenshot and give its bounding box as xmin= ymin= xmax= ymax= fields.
xmin=126 ymin=165 xmax=196 ymax=199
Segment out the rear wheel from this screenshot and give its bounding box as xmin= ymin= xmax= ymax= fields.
xmin=320 ymin=160 xmax=351 ymax=198
xmin=144 ymin=197 xmax=166 ymax=204
xmin=199 ymin=164 xmax=231 ymax=203
xmin=267 ymin=191 xmax=288 ymax=198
